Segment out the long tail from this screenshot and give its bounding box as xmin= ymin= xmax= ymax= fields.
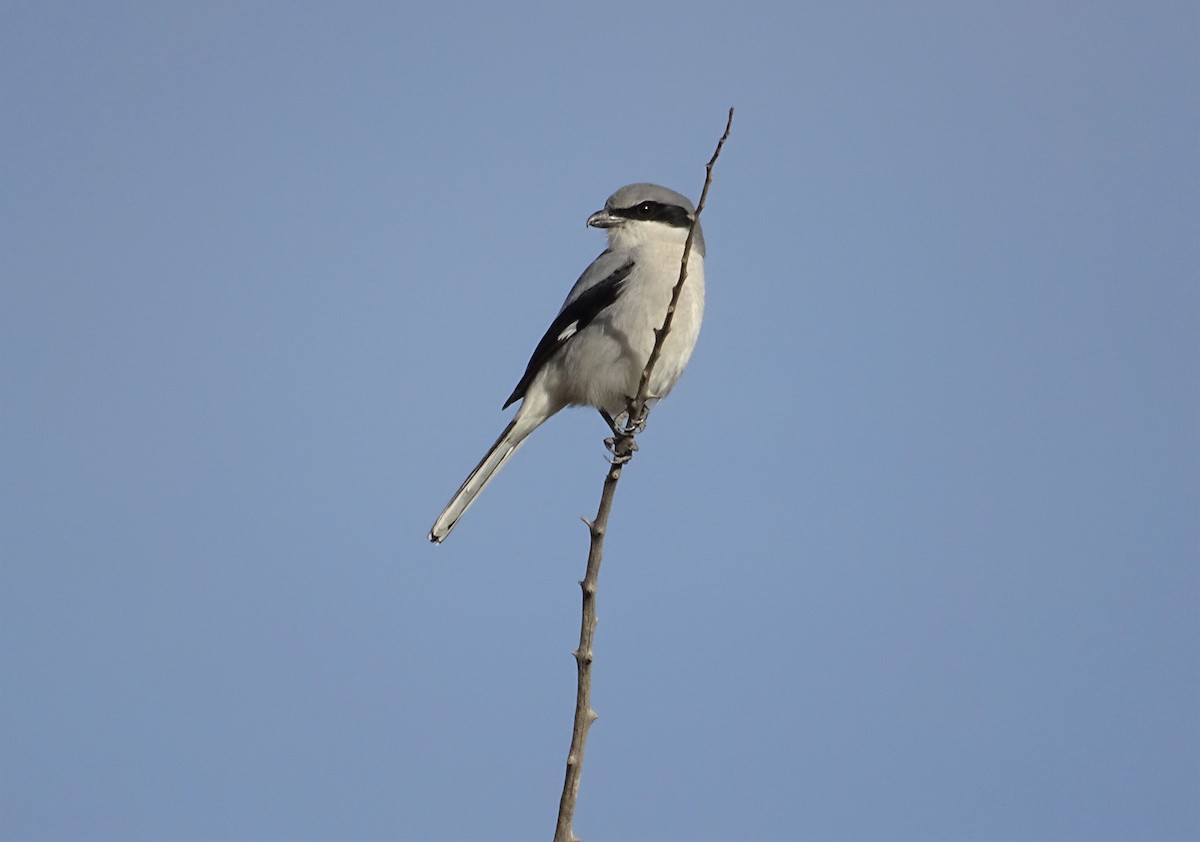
xmin=428 ymin=407 xmax=545 ymax=543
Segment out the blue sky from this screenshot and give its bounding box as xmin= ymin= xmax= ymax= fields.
xmin=3 ymin=2 xmax=1197 ymax=840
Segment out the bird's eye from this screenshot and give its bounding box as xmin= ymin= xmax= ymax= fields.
xmin=639 ymin=202 xmax=654 ymax=214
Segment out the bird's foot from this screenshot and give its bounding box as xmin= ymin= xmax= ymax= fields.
xmin=604 ymin=434 xmax=639 ymax=465
xmin=623 ymin=403 xmax=649 ymax=436
xmin=599 ymin=409 xmax=625 ymax=436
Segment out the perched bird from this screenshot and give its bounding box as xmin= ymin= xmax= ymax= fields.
xmin=429 ymin=183 xmax=706 ymax=543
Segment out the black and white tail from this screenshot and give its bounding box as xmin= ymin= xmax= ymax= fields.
xmin=428 ymin=407 xmax=546 ymax=543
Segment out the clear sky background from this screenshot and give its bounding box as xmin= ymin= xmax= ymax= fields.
xmin=3 ymin=3 xmax=1197 ymax=841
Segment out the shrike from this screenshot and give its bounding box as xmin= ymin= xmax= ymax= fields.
xmin=429 ymin=183 xmax=705 ymax=543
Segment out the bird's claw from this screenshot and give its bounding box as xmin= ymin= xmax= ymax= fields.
xmin=600 ymin=409 xmax=625 ymax=436
xmin=600 ymin=398 xmax=649 ymax=464
xmin=625 ymin=408 xmax=648 ymax=436
xmin=604 ymin=434 xmax=638 ymax=464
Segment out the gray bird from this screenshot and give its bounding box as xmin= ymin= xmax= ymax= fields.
xmin=429 ymin=183 xmax=705 ymax=543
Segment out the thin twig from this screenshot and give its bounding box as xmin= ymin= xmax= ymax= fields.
xmin=553 ymin=107 xmax=734 ymax=842
xmin=626 ymin=107 xmax=735 ymax=436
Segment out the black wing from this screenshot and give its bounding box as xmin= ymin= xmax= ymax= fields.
xmin=503 ymin=259 xmax=635 ymax=409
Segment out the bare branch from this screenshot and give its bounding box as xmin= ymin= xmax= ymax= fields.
xmin=553 ymin=107 xmax=734 ymax=842
xmin=627 ymin=107 xmax=735 ymax=435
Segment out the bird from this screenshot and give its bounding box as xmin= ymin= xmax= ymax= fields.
xmin=428 ymin=182 xmax=706 ymax=544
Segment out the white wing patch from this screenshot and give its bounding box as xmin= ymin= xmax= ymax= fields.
xmin=556 ymin=321 xmax=579 ymax=342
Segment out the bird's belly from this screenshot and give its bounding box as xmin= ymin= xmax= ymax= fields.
xmin=545 ymin=275 xmax=703 ymax=415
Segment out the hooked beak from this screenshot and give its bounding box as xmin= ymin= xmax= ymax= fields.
xmin=586 ymin=209 xmax=619 ymax=228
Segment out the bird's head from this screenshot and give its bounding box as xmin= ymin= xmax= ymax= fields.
xmin=587 ymin=183 xmax=704 ymax=256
